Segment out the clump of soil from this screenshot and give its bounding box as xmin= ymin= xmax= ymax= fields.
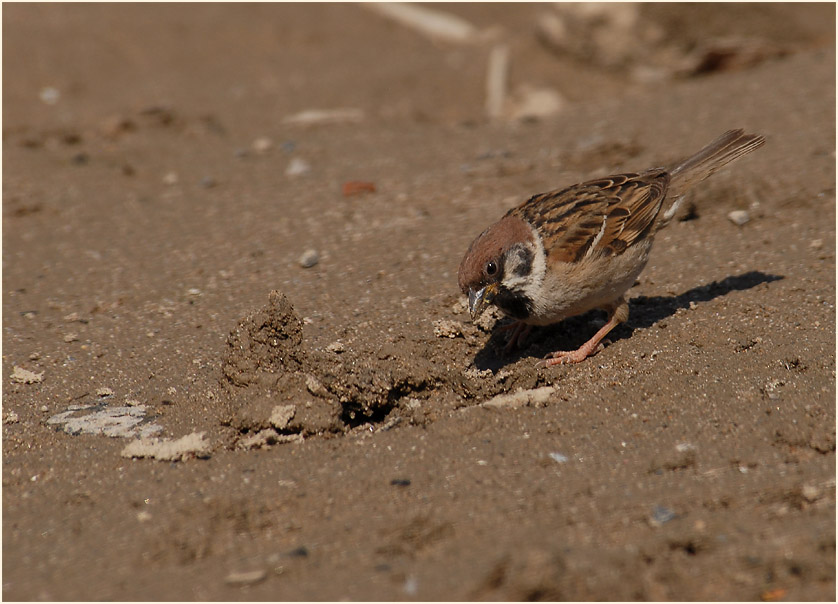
xmin=219 ymin=290 xmax=549 ymax=445
xmin=220 ymin=291 xmax=460 ymax=444
xmin=221 ymin=290 xmax=306 ymax=388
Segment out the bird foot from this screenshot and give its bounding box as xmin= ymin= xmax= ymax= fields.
xmin=538 ymin=341 xmax=606 ymax=366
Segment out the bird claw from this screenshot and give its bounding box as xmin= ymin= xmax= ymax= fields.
xmin=538 ymin=342 xmax=605 ymax=367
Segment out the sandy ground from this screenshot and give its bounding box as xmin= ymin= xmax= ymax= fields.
xmin=3 ymin=3 xmax=836 ymax=601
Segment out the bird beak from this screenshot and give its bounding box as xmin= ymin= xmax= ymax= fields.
xmin=468 ymin=283 xmax=498 ymax=321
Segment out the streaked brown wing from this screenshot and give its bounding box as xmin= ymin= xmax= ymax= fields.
xmin=510 ymin=170 xmax=670 ymax=263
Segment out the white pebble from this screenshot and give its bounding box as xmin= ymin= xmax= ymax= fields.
xmin=285 ymin=157 xmax=311 ymax=177
xmin=39 ymin=87 xmax=60 ymax=105
xmin=326 ymin=341 xmax=345 ymax=354
xmin=727 ymin=210 xmax=750 ymax=226
xmin=252 ymin=137 xmax=273 ymax=153
xmin=299 ymin=249 xmax=319 ymax=268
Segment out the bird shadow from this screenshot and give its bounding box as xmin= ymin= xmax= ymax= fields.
xmin=472 ymin=270 xmax=784 ymax=372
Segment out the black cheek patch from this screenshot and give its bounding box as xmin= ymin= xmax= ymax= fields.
xmin=511 ymin=246 xmax=534 ymax=278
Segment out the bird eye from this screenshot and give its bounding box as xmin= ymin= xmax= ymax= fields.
xmin=485 ymin=260 xmax=498 ymax=276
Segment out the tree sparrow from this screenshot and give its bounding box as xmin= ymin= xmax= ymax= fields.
xmin=458 ymin=129 xmax=765 ymax=365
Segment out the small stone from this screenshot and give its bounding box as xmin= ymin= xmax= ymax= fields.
xmin=224 ymin=569 xmax=268 ymax=586
xmin=810 ymin=238 xmax=823 ymax=250
xmin=137 ymin=511 xmax=152 ymax=522
xmin=548 ymin=452 xmax=568 ymax=463
xmin=650 ymin=505 xmax=677 ymax=526
xmin=270 ymin=405 xmax=296 ymax=430
xmin=3 ymin=411 xmax=20 ymax=424
xmin=39 ymin=87 xmax=60 ymax=105
xmin=298 ymin=249 xmax=319 ymax=268
xmin=63 ymin=312 xmax=81 ymax=322
xmin=326 ymin=341 xmax=345 ymax=354
xmin=801 ymin=484 xmax=821 ymax=502
xmin=28 ymin=352 xmax=41 ymax=361
xmin=162 ymin=171 xmax=179 ymax=185
xmin=11 ymin=366 xmax=44 ymax=384
xmin=727 ymin=210 xmax=750 ymax=226
xmin=252 ymin=137 xmax=273 ymax=153
xmin=200 ymin=176 xmax=217 ymax=188
xmin=64 ymin=333 xmax=79 ymax=343
xmin=285 ymin=545 xmax=309 ymax=558
xmin=391 ymin=478 xmax=411 ymax=487
xmin=341 ymin=181 xmax=376 ymax=196
xmin=285 ymin=157 xmax=311 ymax=177
xmin=96 ymin=387 xmax=114 ymax=398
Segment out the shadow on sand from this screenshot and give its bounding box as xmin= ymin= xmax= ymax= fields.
xmin=473 ymin=270 xmax=784 ymax=371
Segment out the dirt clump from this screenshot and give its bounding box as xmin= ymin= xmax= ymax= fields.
xmin=221 ymin=290 xmax=305 ymax=388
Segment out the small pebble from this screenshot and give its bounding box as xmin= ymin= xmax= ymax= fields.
xmin=96 ymin=387 xmax=114 ymax=398
xmin=64 ymin=333 xmax=79 ymax=343
xmin=285 ymin=546 xmax=309 ymax=558
xmin=200 ymin=176 xmax=217 ymax=188
xmin=39 ymin=87 xmax=60 ymax=105
xmin=810 ymin=238 xmax=823 ymax=250
xmin=549 ymin=452 xmax=569 ymax=463
xmin=650 ymin=505 xmax=677 ymax=526
xmin=326 ymin=341 xmax=345 ymax=354
xmin=390 ymin=478 xmax=411 ymax=487
xmin=224 ymin=569 xmax=267 ymax=586
xmin=801 ymin=484 xmax=821 ymax=502
xmin=252 ymin=137 xmax=273 ymax=153
xmin=162 ymin=171 xmax=179 ymax=186
xmin=286 ymin=157 xmax=311 ymax=177
xmin=342 ymin=181 xmax=376 ymax=196
xmin=727 ymin=210 xmax=750 ymax=226
xmin=299 ymin=249 xmax=319 ymax=268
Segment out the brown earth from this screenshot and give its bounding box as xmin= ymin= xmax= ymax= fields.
xmin=2 ymin=3 xmax=836 ymax=601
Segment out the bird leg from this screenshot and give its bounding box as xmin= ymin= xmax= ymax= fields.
xmin=497 ymin=320 xmax=533 ymax=354
xmin=543 ymin=297 xmax=629 ymax=366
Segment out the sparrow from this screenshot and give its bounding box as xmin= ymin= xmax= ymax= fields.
xmin=458 ymin=129 xmax=765 ymax=365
